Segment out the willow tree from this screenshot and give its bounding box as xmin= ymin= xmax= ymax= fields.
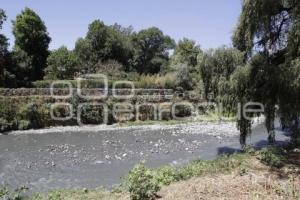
xmin=233 ymin=0 xmax=300 ymax=144
xmin=198 ymin=47 xmax=244 ymax=100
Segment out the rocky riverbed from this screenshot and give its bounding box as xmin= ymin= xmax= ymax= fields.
xmin=0 ymin=119 xmax=288 ymax=193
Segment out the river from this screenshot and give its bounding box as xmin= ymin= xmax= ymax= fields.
xmin=0 ymin=119 xmax=288 ymax=193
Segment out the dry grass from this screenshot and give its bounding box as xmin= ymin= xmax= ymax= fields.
xmin=32 ymin=188 xmax=130 ymax=200
xmin=157 ymin=156 xmax=300 ymax=200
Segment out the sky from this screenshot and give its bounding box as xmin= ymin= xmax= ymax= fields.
xmin=1 ymin=0 xmax=242 ymax=50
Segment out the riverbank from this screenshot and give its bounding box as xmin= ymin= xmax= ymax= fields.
xmin=7 ymin=114 xmax=260 ymax=136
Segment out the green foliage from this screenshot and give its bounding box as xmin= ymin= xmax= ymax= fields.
xmin=0 ymin=8 xmax=11 ymax=88
xmin=198 ymin=47 xmax=244 ymax=98
xmin=230 ymin=65 xmax=253 ymax=147
xmin=259 ymin=147 xmax=285 ymax=168
xmin=74 ymin=20 xmax=132 ymax=73
xmin=17 ymin=120 xmax=30 ymax=130
xmin=124 ymin=163 xmax=160 ymax=200
xmin=79 ymin=104 xmax=105 ymax=125
xmin=0 ymin=186 xmax=28 ymax=200
xmin=44 ymin=46 xmax=80 ymax=80
xmin=175 ymin=64 xmax=193 ymax=90
xmin=174 ymin=102 xmax=192 ymax=118
xmin=0 ymin=97 xmax=53 ymax=132
xmin=153 ymin=166 xmax=179 ymax=186
xmin=17 ymin=102 xmax=50 ymax=129
xmin=9 ymin=48 xmax=33 ymax=87
xmin=233 ymin=0 xmax=300 ymax=145
xmin=0 ymin=9 xmax=6 ymax=30
xmin=233 ymin=0 xmax=297 ymax=55
xmin=12 ymin=7 xmax=51 ymax=81
xmin=0 ymin=97 xmax=19 ymax=131
xmin=131 ymin=27 xmax=175 ymax=74
xmin=170 ymin=38 xmax=202 ymax=71
xmin=94 ymin=60 xmax=125 ymax=79
xmin=0 ymin=118 xmax=14 ymax=132
xmin=178 ymin=154 xmax=247 ymax=180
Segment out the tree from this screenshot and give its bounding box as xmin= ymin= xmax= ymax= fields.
xmin=233 ymin=0 xmax=300 ymax=145
xmin=12 ymin=7 xmax=51 ymax=81
xmin=198 ymin=47 xmax=244 ymax=99
xmin=0 ymin=8 xmax=8 ymax=87
xmin=175 ymin=63 xmax=193 ymax=90
xmin=171 ymin=38 xmax=202 ymax=71
xmin=7 ymin=48 xmax=33 ymax=87
xmin=130 ymin=27 xmax=175 ymax=74
xmin=231 ymin=65 xmax=252 ymax=148
xmin=74 ymin=20 xmax=132 ymax=73
xmin=44 ymin=46 xmax=80 ymax=80
xmin=74 ymin=38 xmax=93 ymax=74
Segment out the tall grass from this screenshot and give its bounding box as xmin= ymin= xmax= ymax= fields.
xmin=135 ymin=73 xmax=176 ymax=89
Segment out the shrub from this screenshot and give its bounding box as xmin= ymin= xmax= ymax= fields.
xmin=259 ymin=147 xmax=285 ymax=168
xmin=17 ymin=120 xmax=30 ymax=130
xmin=136 ymin=104 xmax=156 ymax=121
xmin=79 ymin=104 xmax=105 ymax=125
xmin=17 ymin=102 xmax=50 ymax=129
xmin=173 ymin=102 xmax=193 ymax=118
xmin=124 ymin=163 xmax=160 ymax=200
xmin=0 ymin=98 xmax=17 ymax=122
xmin=0 ymin=98 xmax=18 ymax=132
xmin=0 ymin=118 xmax=14 ymax=132
xmin=152 ymin=166 xmax=179 ymax=186
xmin=0 ymin=186 xmax=28 ymax=200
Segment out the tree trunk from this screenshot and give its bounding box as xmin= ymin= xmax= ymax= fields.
xmin=292 ymin=115 xmax=300 ymax=145
xmin=265 ymin=103 xmax=276 ymax=145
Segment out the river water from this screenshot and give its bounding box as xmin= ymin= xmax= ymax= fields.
xmin=0 ymin=120 xmax=288 ymax=193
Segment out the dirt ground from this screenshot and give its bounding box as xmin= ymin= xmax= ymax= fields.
xmin=157 ymin=155 xmax=300 ymax=200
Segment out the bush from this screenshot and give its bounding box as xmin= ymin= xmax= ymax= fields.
xmin=0 ymin=98 xmax=17 ymax=122
xmin=79 ymin=104 xmax=105 ymax=125
xmin=124 ymin=163 xmax=160 ymax=200
xmin=17 ymin=120 xmax=30 ymax=130
xmin=259 ymin=147 xmax=285 ymax=168
xmin=136 ymin=104 xmax=156 ymax=121
xmin=0 ymin=98 xmax=18 ymax=132
xmin=0 ymin=118 xmax=15 ymax=132
xmin=17 ymin=102 xmax=50 ymax=129
xmin=152 ymin=166 xmax=179 ymax=186
xmin=0 ymin=186 xmax=28 ymax=200
xmin=173 ymin=102 xmax=193 ymax=118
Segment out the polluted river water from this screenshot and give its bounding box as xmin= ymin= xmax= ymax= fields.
xmin=0 ymin=119 xmax=288 ymax=193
